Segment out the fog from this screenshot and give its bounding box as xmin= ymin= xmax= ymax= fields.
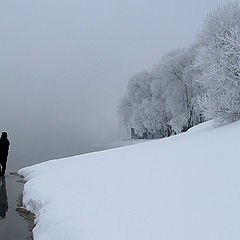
xmin=0 ymin=0 xmax=227 ymax=170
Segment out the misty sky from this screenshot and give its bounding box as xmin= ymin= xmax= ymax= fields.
xmin=0 ymin=0 xmax=228 ymax=170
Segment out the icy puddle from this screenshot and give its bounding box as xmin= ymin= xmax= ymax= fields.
xmin=0 ymin=174 xmax=32 ymax=240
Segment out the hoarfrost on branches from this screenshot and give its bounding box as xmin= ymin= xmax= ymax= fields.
xmin=118 ymin=48 xmax=202 ymax=138
xmin=118 ymin=2 xmax=240 ymax=138
xmin=155 ymin=48 xmax=202 ymax=133
xmin=194 ymin=2 xmax=240 ymax=122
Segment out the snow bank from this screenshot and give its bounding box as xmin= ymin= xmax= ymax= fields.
xmin=19 ymin=121 xmax=240 ymax=240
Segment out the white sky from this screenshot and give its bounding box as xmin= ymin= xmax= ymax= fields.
xmin=0 ymin=0 xmax=229 ymax=169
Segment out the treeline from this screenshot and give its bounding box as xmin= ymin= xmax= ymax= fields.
xmin=118 ymin=2 xmax=240 ymax=139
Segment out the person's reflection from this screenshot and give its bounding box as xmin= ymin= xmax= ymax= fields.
xmin=0 ymin=177 xmax=8 ymax=219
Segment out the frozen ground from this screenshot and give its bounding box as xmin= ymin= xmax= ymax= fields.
xmin=19 ymin=121 xmax=240 ymax=240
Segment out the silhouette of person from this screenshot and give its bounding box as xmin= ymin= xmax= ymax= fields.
xmin=0 ymin=177 xmax=8 ymax=219
xmin=0 ymin=132 xmax=10 ymax=177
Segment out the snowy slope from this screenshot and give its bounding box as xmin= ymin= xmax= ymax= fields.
xmin=19 ymin=121 xmax=240 ymax=240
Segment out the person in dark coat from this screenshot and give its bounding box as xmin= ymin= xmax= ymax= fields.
xmin=0 ymin=132 xmax=10 ymax=177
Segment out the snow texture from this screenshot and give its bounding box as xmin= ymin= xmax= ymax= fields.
xmin=19 ymin=121 xmax=240 ymax=240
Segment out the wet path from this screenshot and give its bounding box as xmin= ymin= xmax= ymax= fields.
xmin=0 ymin=174 xmax=31 ymax=240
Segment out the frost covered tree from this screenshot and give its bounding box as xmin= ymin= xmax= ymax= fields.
xmin=193 ymin=2 xmax=240 ymax=122
xmin=118 ymin=69 xmax=175 ymax=138
xmin=118 ymin=71 xmax=153 ymax=138
xmin=118 ymin=47 xmax=203 ymax=138
xmin=149 ymin=72 xmax=174 ymax=137
xmin=154 ymin=48 xmax=202 ymax=133
xmin=119 ymin=2 xmax=240 ymax=138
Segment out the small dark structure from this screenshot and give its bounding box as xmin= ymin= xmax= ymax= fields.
xmin=130 ymin=128 xmax=139 ymax=139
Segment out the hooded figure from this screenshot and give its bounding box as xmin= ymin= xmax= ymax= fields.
xmin=0 ymin=132 xmax=10 ymax=177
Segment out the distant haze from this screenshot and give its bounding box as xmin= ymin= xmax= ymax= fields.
xmin=0 ymin=0 xmax=227 ymax=170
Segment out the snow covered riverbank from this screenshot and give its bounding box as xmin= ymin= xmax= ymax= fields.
xmin=19 ymin=121 xmax=240 ymax=240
